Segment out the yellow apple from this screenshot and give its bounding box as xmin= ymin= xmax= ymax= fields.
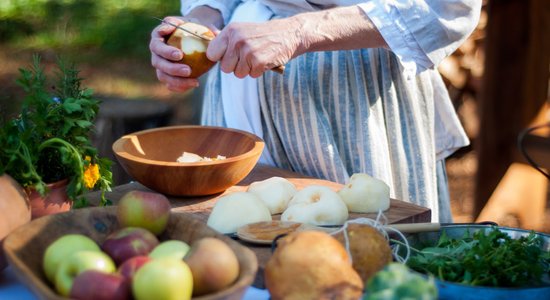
xmin=133 ymin=257 xmax=193 ymax=300
xmin=166 ymin=21 xmax=216 ymax=78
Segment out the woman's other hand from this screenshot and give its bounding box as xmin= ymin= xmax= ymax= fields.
xmin=206 ymin=18 xmax=303 ymax=79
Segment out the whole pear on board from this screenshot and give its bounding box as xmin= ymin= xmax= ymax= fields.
xmin=333 ymin=223 xmax=392 ymax=283
xmin=265 ymin=231 xmax=364 ymax=300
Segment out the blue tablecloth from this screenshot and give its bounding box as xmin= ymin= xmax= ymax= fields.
xmin=0 ymin=266 xmax=270 ymax=300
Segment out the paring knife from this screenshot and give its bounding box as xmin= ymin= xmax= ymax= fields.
xmin=155 ymin=17 xmax=285 ymax=74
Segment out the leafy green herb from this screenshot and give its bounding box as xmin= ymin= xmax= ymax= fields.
xmin=0 ymin=55 xmax=112 ymax=206
xmin=406 ymin=228 xmax=550 ymax=287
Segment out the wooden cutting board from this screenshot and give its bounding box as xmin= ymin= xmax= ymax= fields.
xmin=86 ymin=164 xmax=431 ymax=288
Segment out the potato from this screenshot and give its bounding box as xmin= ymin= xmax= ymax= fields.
xmin=333 ymin=223 xmax=393 ymax=283
xmin=265 ymin=231 xmax=364 ymax=300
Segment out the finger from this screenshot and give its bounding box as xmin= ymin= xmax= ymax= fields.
xmin=150 ymin=26 xmax=183 ymax=61
xmin=157 ymin=70 xmax=199 ymax=91
xmin=151 ymin=53 xmax=191 ymax=77
xmin=234 ymin=57 xmax=252 ymax=79
xmin=206 ymin=30 xmax=228 ymax=62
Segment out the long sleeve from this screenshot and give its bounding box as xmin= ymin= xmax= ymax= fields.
xmin=180 ymin=0 xmax=241 ymax=25
xmin=358 ymin=0 xmax=482 ymax=74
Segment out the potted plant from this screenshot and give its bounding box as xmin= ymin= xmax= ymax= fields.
xmin=0 ymin=55 xmax=113 ymax=218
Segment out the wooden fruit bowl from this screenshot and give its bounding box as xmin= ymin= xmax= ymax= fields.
xmin=112 ymin=125 xmax=264 ymax=196
xmin=3 ymin=207 xmax=258 ymax=300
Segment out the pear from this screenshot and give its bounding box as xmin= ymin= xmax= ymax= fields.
xmin=166 ymin=21 xmax=216 ymax=78
xmin=265 ymin=231 xmax=364 ymax=300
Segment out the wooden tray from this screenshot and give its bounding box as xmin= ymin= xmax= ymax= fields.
xmin=85 ymin=165 xmax=431 ymax=288
xmin=3 ymin=207 xmax=257 ymax=300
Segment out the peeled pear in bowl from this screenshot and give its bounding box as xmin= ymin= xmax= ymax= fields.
xmin=166 ymin=21 xmax=216 ymax=78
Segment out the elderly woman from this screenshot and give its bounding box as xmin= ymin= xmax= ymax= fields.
xmin=150 ymin=0 xmax=482 ymax=222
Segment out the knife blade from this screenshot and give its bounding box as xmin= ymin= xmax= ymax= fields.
xmin=154 ymin=17 xmax=212 ymax=41
xmin=155 ymin=17 xmax=285 ymax=74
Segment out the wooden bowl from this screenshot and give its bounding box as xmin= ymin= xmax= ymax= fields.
xmin=112 ymin=125 xmax=264 ymax=196
xmin=3 ymin=207 xmax=258 ymax=300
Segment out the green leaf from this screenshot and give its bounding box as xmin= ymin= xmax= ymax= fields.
xmin=63 ymin=102 xmax=82 ymax=113
xmin=75 ymin=120 xmax=92 ymax=128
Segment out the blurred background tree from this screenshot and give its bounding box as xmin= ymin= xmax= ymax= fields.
xmin=0 ymin=0 xmax=190 ymax=122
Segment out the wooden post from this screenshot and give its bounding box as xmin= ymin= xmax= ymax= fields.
xmin=474 ymin=0 xmax=549 ymax=217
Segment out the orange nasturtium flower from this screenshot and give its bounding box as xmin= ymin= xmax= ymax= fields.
xmin=83 ymin=156 xmax=100 ymax=189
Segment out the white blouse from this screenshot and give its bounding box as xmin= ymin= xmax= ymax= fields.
xmin=181 ymin=0 xmax=482 ymax=74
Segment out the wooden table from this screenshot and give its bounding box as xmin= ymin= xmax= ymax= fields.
xmin=87 ymin=165 xmax=431 ymax=287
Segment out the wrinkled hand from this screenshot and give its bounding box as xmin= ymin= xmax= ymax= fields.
xmin=207 ymin=18 xmax=303 ymax=78
xmin=149 ymin=16 xmax=199 ymax=92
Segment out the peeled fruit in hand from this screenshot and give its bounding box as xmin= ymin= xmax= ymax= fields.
xmin=265 ymin=231 xmax=364 ymax=300
xmin=281 ymin=185 xmax=349 ymax=226
xmin=149 ymin=240 xmax=190 ymax=260
xmin=333 ymin=223 xmax=392 ymax=283
xmin=184 ymin=237 xmax=240 ymax=296
xmin=0 ymin=174 xmax=31 ymax=271
xmin=101 ymin=227 xmax=159 ymax=265
xmin=207 ymin=192 xmax=272 ymax=234
xmin=338 ymin=173 xmax=390 ymax=213
xmin=247 ymin=176 xmax=297 ymax=214
xmin=117 ymin=190 xmax=171 ymax=235
xmin=133 ymin=257 xmax=193 ymax=300
xmin=166 ymin=21 xmax=216 ymax=78
xmin=55 ymin=250 xmax=116 ymax=297
xmin=43 ymin=234 xmax=101 ymax=283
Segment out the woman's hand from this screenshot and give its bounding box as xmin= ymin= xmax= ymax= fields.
xmin=206 ymin=18 xmax=304 ymax=78
xmin=150 ymin=17 xmax=199 ymax=92
xmin=150 ymin=7 xmax=223 ymax=92
xmin=206 ymin=6 xmax=387 ymax=79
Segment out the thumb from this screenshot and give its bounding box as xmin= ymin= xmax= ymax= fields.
xmin=206 ymin=28 xmax=226 ymax=62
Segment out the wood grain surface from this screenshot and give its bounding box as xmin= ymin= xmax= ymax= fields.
xmin=86 ymin=164 xmax=431 ymax=288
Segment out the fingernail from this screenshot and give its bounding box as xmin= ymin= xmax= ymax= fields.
xmin=180 ymin=67 xmax=191 ymax=77
xmin=172 ymin=51 xmax=182 ymax=60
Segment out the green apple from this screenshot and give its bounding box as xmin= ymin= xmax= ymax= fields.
xmin=149 ymin=240 xmax=190 ymax=260
xmin=43 ymin=234 xmax=100 ymax=283
xmin=133 ymin=257 xmax=193 ymax=300
xmin=117 ymin=190 xmax=171 ymax=235
xmin=55 ymin=250 xmax=116 ymax=296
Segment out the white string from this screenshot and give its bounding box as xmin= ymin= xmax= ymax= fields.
xmin=330 ymin=210 xmax=411 ymax=264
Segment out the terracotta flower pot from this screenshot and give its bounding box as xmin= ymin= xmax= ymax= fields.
xmin=27 ymin=179 xmax=72 ymax=220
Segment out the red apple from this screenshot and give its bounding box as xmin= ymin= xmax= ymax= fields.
xmin=70 ymin=270 xmax=130 ymax=300
xmin=101 ymin=227 xmax=159 ymax=265
xmin=117 ymin=190 xmax=171 ymax=235
xmin=117 ymin=255 xmax=151 ymax=282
